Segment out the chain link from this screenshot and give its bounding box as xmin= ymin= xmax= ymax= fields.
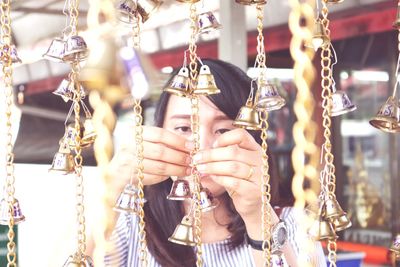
xmin=1 ymin=0 xmax=17 ymax=265
xmin=288 ymin=0 xmax=319 ymax=265
xmin=255 ymin=5 xmax=266 ymax=69
xmin=320 ymin=2 xmax=337 ymax=266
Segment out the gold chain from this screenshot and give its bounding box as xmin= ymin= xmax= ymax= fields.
xmin=187 ymin=3 xmax=203 ymax=267
xmin=288 ymin=0 xmax=319 ymax=265
xmin=131 ymin=13 xmax=148 ymax=267
xmin=255 ymin=5 xmax=266 ymax=69
xmin=320 ymin=2 xmax=337 ymax=266
xmin=1 ymin=0 xmax=17 ymax=266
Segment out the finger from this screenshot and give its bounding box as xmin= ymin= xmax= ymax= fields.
xmin=144 ymin=141 xmax=191 ymax=166
xmin=209 ymin=175 xmax=258 ymax=195
xmin=142 ymin=158 xmax=190 ymax=177
xmin=143 ymin=126 xmax=193 ymax=152
xmin=213 ymin=128 xmax=259 ymax=151
xmin=194 ymin=145 xmax=261 ymax=166
xmin=133 ymin=173 xmax=168 ymax=186
xmin=196 ymin=161 xmax=256 ymax=180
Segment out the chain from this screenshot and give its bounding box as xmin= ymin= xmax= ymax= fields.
xmin=69 ymin=0 xmax=79 ymax=35
xmin=187 ymin=3 xmax=203 ymax=267
xmin=255 ymin=5 xmax=266 ymax=69
xmin=320 ymin=2 xmax=337 ymax=266
xmin=1 ymin=0 xmax=17 ymax=266
xmin=288 ymin=0 xmax=319 ymax=265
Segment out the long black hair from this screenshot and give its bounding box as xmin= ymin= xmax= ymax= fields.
xmin=143 ymin=59 xmax=282 ymax=267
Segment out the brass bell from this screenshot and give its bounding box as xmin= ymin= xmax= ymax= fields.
xmin=390 ymin=234 xmax=400 ymax=254
xmin=308 ymin=208 xmax=338 ymax=241
xmin=81 ymin=119 xmax=97 ymax=147
xmin=63 ymin=35 xmax=89 ymax=63
xmin=167 ymin=179 xmax=192 ymax=200
xmin=193 ymin=65 xmax=221 ymax=95
xmin=136 ymin=0 xmax=163 ymax=23
xmin=199 ymin=187 xmax=219 ymax=212
xmin=64 ymin=123 xmax=90 ymax=149
xmin=198 ymin=11 xmax=222 ymax=34
xmin=233 ymin=104 xmax=261 ymax=130
xmin=43 ymin=37 xmax=66 ymax=62
xmin=331 ymin=89 xmax=356 ymax=117
xmin=114 ymin=184 xmax=140 ymax=214
xmin=53 ymin=79 xmax=74 ymax=102
xmin=324 ymin=197 xmax=345 ymax=220
xmin=116 ymin=0 xmax=138 ymax=24
xmin=49 ymin=141 xmax=75 ymax=174
xmin=168 ymin=215 xmax=196 ymax=246
xmin=1 ymin=44 xmax=22 ymax=64
xmin=332 ymin=213 xmax=352 ymax=232
xmin=369 ymin=97 xmax=400 ymax=133
xmin=0 ymin=198 xmax=25 ymax=225
xmin=255 ymin=81 xmax=285 ymax=111
xmin=235 ymin=0 xmax=267 ymax=5
xmin=63 ymin=253 xmax=94 ymax=267
xmin=394 ymin=5 xmax=400 ymax=29
xmin=307 ymin=18 xmax=330 ymax=51
xmin=164 ymin=67 xmax=190 ymax=97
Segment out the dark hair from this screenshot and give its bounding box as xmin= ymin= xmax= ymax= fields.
xmin=144 ymin=59 xmax=281 ymax=267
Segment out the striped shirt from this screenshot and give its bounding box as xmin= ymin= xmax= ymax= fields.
xmin=105 ymin=207 xmax=327 ymax=267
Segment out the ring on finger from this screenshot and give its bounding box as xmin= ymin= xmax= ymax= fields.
xmin=246 ymin=165 xmax=254 ymax=181
xmin=227 ymin=189 xmax=236 ymax=197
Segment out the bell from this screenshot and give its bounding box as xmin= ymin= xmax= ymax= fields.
xmin=116 ymin=0 xmax=138 ymax=24
xmin=193 ymin=65 xmax=221 ymax=95
xmin=43 ymin=37 xmax=66 ymax=62
xmin=63 ymin=253 xmax=94 ymax=267
xmin=233 ymin=105 xmax=261 ymax=130
xmin=235 ymin=0 xmax=267 ymax=5
xmin=53 ymin=79 xmax=74 ymax=102
xmin=0 ymin=198 xmax=25 ymax=225
xmin=114 ymin=184 xmax=140 ymax=214
xmin=198 ymin=11 xmax=222 ymax=34
xmin=49 ymin=141 xmax=75 ymax=174
xmin=164 ymin=67 xmax=190 ymax=97
xmin=332 ymin=213 xmax=352 ymax=232
xmin=168 ymin=216 xmax=196 ymax=246
xmin=81 ymin=119 xmax=97 ymax=147
xmin=0 ymin=44 xmax=22 ymax=64
xmin=393 ymin=5 xmax=400 ymax=29
xmin=324 ymin=198 xmax=345 ymax=220
xmin=255 ymin=81 xmax=285 ymax=111
xmin=63 ymin=35 xmax=89 ymax=63
xmin=199 ymin=187 xmax=219 ymax=212
xmin=308 ymin=216 xmax=338 ymax=241
xmin=136 ymin=0 xmax=163 ymax=23
xmin=167 ymin=179 xmax=192 ymax=200
xmin=307 ymin=18 xmax=330 ymax=51
xmin=390 ymin=234 xmax=400 ymax=254
xmin=369 ymin=97 xmax=400 ymax=133
xmin=331 ymin=89 xmax=356 ymax=116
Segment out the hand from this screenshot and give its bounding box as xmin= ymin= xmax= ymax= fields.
xmin=194 ymin=129 xmax=272 ymax=222
xmin=108 ymin=126 xmax=193 ymax=194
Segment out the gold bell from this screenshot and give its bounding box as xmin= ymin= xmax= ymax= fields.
xmin=331 ymin=89 xmax=356 ymax=117
xmin=393 ymin=4 xmax=400 ymax=29
xmin=114 ymin=184 xmax=140 ymax=214
xmin=168 ymin=215 xmax=196 ymax=246
xmin=0 ymin=198 xmax=25 ymax=225
xmin=307 ymin=18 xmax=330 ymax=51
xmin=63 ymin=253 xmax=94 ymax=267
xmin=233 ymin=104 xmax=261 ymax=130
xmin=324 ymin=197 xmax=345 ymax=220
xmin=164 ymin=67 xmax=190 ymax=97
xmin=332 ymin=213 xmax=352 ymax=232
xmin=64 ymin=123 xmax=90 ymax=149
xmin=136 ymin=0 xmax=163 ymax=23
xmin=235 ymin=0 xmax=267 ymax=5
xmin=255 ymin=81 xmax=285 ymax=111
xmin=369 ymin=97 xmax=400 ymax=133
xmin=198 ymin=11 xmax=222 ymax=34
xmin=0 ymin=44 xmax=22 ymax=64
xmin=199 ymin=187 xmax=219 ymax=212
xmin=49 ymin=141 xmax=75 ymax=174
xmin=167 ymin=179 xmax=192 ymax=200
xmin=390 ymin=234 xmax=400 ymax=254
xmin=82 ymin=119 xmax=97 ymax=147
xmin=116 ymin=0 xmax=138 ymax=24
xmin=193 ymin=65 xmax=221 ymax=95
xmin=308 ymin=207 xmax=338 ymax=241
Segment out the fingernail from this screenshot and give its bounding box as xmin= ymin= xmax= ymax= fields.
xmin=185 ymin=141 xmax=195 ymax=150
xmin=193 ymin=153 xmax=202 ymax=163
xmin=196 ymin=164 xmax=206 ymax=172
xmin=212 ymin=140 xmax=218 ymax=148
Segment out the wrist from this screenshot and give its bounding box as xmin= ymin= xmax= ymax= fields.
xmin=243 ymin=208 xmax=280 ymax=240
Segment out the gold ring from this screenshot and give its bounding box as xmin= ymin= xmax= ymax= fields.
xmin=246 ymin=166 xmax=254 ymax=180
xmin=227 ymin=190 xmax=236 ymax=197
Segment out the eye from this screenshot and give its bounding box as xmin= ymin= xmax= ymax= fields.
xmin=174 ymin=126 xmax=192 ymax=134
xmin=215 ymin=128 xmax=232 ymax=135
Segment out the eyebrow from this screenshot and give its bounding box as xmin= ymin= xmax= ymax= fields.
xmin=169 ymin=114 xmax=231 ymax=121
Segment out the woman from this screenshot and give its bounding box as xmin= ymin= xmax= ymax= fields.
xmin=105 ymin=59 xmax=326 ymax=267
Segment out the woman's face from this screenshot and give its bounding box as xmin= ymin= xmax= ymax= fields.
xmin=163 ymin=95 xmax=236 ymax=197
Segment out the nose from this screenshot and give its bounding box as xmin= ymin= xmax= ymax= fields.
xmin=198 ymin=125 xmax=214 ymax=150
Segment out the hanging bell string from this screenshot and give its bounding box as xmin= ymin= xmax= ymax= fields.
xmin=80 ymin=100 xmax=92 ymax=119
xmin=391 ymin=41 xmax=400 ymax=98
xmin=182 ymin=49 xmax=189 ymax=68
xmin=315 ymin=0 xmax=320 ymax=18
xmin=246 ymin=79 xmax=257 ymax=106
xmin=64 ymin=103 xmax=75 ymax=126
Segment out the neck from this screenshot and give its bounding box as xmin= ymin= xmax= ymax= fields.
xmin=184 ymin=194 xmax=232 ymax=243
